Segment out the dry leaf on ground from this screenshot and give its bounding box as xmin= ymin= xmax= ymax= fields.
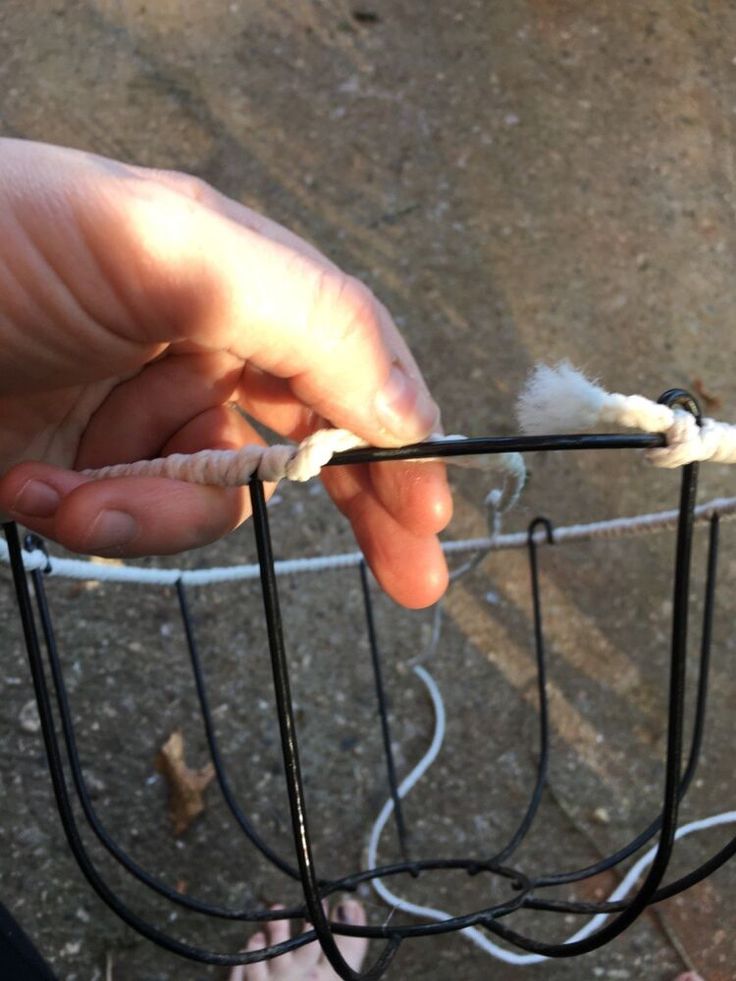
xmin=691 ymin=377 xmax=723 ymax=413
xmin=154 ymin=729 xmax=215 ymax=836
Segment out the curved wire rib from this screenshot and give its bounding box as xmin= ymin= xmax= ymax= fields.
xmin=175 ymin=579 xmax=302 ymax=881
xmin=22 ymin=533 xmax=301 ymax=923
xmin=362 ymin=667 xmax=736 ymax=964
xmin=470 ymin=393 xmax=702 ymax=958
xmin=358 ymin=561 xmax=411 ymax=866
xmin=20 ymin=536 xmax=300 ymax=922
xmin=360 ymin=471 xmax=727 ymax=963
xmin=250 ymin=479 xmax=401 ymax=981
xmin=534 ymin=510 xmax=719 ymax=890
xmin=45 ymin=533 xmax=524 ymax=947
xmin=4 ymin=521 xmax=324 ymax=967
xmin=486 ymin=517 xmax=553 ymax=866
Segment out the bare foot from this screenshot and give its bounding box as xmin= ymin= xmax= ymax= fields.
xmin=674 ymin=974 xmax=705 ymax=981
xmin=229 ymin=900 xmax=368 ymax=981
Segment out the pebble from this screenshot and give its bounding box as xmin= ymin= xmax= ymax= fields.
xmin=18 ymin=699 xmax=41 ymax=734
xmin=82 ymin=770 xmax=107 ymax=796
xmin=17 ymin=825 xmax=47 ymax=848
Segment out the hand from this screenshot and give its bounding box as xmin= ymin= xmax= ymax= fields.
xmin=0 ymin=140 xmax=451 ymax=608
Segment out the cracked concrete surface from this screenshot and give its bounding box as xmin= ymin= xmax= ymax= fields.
xmin=1 ymin=2 xmax=735 ymax=978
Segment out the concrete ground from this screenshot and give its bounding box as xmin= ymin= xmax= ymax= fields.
xmin=1 ymin=1 xmax=736 ymax=978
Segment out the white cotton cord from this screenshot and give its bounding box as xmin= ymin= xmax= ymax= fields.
xmin=517 ymin=362 xmax=674 ymax=436
xmin=80 ymin=428 xmax=527 ymax=530
xmin=3 ymin=495 xmax=735 ymax=586
xmin=82 ymin=430 xmax=527 ymax=504
xmin=646 ymin=414 xmax=736 ymax=469
xmin=367 ymin=665 xmax=736 ymax=966
xmin=517 ymin=361 xmax=736 ymax=469
xmin=81 ymin=429 xmax=368 ymax=486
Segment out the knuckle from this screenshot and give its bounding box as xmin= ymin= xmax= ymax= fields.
xmin=171 ymin=172 xmax=215 ymax=205
xmin=150 ymin=168 xmax=216 ymax=205
xmin=121 ymin=170 xmax=215 ymax=227
xmin=314 ymin=271 xmax=382 ymax=351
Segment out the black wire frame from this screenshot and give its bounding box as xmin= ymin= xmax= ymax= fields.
xmin=3 ymin=397 xmax=735 ymax=978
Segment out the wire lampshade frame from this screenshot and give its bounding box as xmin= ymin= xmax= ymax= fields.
xmin=4 ymin=387 xmax=734 ymax=980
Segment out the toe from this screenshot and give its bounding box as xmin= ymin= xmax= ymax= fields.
xmin=334 ymin=900 xmax=369 ymax=972
xmin=292 ymin=903 xmax=327 ymax=971
xmin=264 ymin=905 xmax=292 ymax=949
xmin=228 ymin=931 xmax=267 ymax=981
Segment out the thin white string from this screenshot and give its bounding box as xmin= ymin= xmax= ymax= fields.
xmin=368 ymin=664 xmax=736 ymax=966
xmin=517 ymin=361 xmax=736 ymax=468
xmin=3 ymin=495 xmax=734 ymax=586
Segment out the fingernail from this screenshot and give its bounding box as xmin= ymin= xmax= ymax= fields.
xmin=375 ymin=365 xmax=440 ymax=443
xmin=86 ymin=510 xmax=138 ymax=551
xmin=11 ymin=479 xmax=60 ymax=518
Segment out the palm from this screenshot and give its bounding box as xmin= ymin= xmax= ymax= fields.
xmin=0 ymin=384 xmax=114 ymax=474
